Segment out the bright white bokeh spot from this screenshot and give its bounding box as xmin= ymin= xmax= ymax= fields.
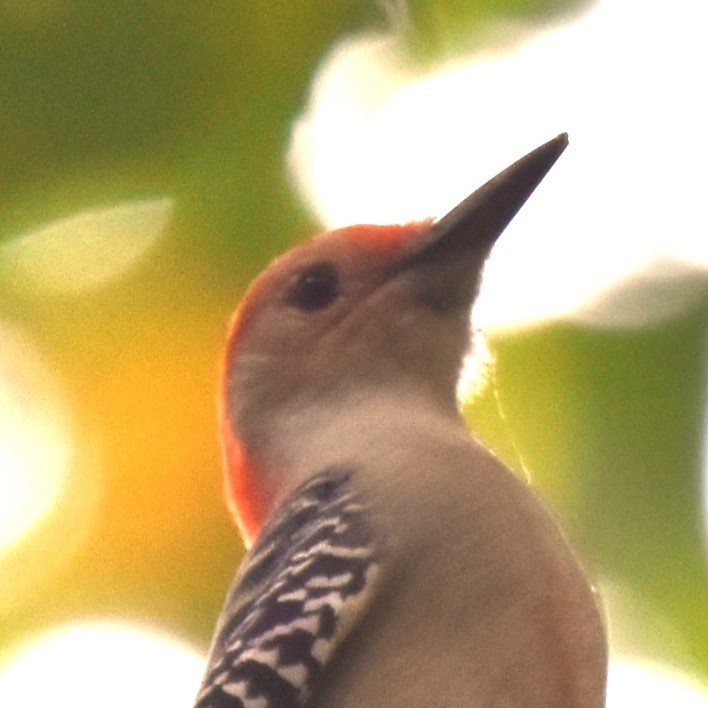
xmin=289 ymin=0 xmax=708 ymax=331
xmin=0 ymin=323 xmax=72 ymax=555
xmin=0 ymin=622 xmax=204 ymax=708
xmin=608 ymin=657 xmax=708 ymax=707
xmin=0 ymin=197 xmax=174 ymax=294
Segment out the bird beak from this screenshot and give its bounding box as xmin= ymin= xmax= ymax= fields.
xmin=402 ymin=133 xmax=568 ymax=310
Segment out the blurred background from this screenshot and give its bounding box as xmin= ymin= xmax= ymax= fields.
xmin=1 ymin=0 xmax=707 ymax=705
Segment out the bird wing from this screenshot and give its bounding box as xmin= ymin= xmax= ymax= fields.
xmin=194 ymin=467 xmax=383 ymax=708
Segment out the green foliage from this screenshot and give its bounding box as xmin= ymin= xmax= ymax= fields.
xmin=403 ymin=0 xmax=593 ymax=59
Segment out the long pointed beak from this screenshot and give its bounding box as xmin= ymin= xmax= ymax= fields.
xmin=403 ymin=133 xmax=568 ymax=311
xmin=424 ymin=133 xmax=568 ymax=258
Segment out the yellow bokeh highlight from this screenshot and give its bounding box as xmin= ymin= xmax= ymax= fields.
xmin=0 ymin=323 xmax=104 ymax=614
xmin=0 ymin=324 xmax=72 ymax=555
xmin=0 ymin=197 xmax=173 ymax=295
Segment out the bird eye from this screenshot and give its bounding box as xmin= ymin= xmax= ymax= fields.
xmin=287 ymin=261 xmax=340 ymax=312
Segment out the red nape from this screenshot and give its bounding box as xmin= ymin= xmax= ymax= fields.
xmin=220 ymin=419 xmax=271 ymax=548
xmin=338 ymin=220 xmax=432 ymax=255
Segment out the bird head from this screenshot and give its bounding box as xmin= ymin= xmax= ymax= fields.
xmin=221 ymin=134 xmax=568 ymax=544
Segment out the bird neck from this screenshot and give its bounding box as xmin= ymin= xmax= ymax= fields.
xmin=224 ymin=382 xmax=464 ymax=545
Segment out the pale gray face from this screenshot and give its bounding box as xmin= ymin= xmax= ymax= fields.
xmin=223 ymin=223 xmax=480 ymax=452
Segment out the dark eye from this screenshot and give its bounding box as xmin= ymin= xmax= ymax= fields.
xmin=287 ymin=261 xmax=340 ymax=312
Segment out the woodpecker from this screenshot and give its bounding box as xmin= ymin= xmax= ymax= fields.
xmin=194 ymin=134 xmax=608 ymax=707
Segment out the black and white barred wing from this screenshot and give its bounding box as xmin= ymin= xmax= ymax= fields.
xmin=194 ymin=468 xmax=382 ymax=708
